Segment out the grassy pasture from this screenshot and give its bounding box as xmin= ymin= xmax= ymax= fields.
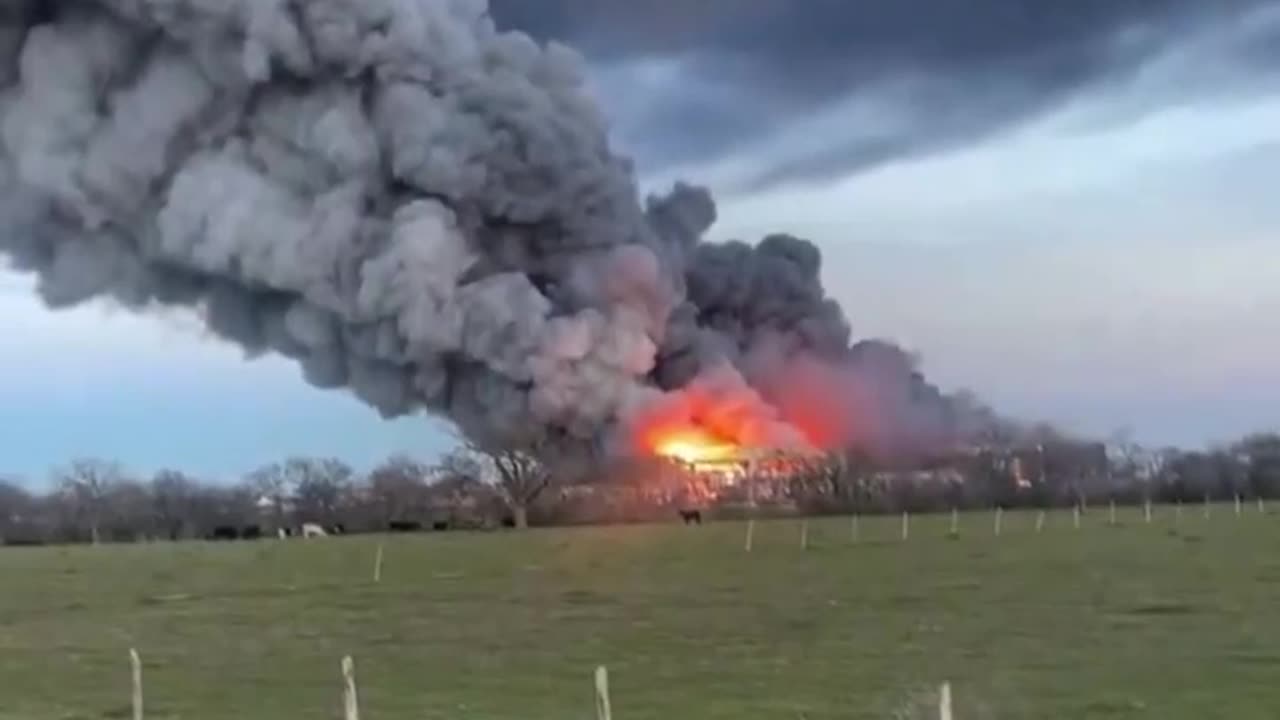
xmin=1 ymin=507 xmax=1279 ymax=719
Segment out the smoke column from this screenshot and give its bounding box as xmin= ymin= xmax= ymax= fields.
xmin=0 ymin=0 xmax=986 ymax=460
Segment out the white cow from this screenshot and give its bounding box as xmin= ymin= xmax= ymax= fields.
xmin=301 ymin=522 xmax=328 ymax=538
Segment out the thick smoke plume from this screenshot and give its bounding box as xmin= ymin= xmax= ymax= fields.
xmin=0 ymin=0 xmax=986 ymax=461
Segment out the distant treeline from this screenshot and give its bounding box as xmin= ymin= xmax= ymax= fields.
xmin=1 ymin=432 xmax=1278 ymax=545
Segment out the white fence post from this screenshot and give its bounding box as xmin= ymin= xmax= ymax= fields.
xmin=1259 ymin=497 xmax=1266 ymax=515
xmin=595 ymin=665 xmax=613 ymax=720
xmin=1144 ymin=499 xmax=1152 ymax=524
xmin=850 ymin=513 xmax=859 ymax=544
xmin=342 ymin=656 xmax=359 ymax=720
xmin=993 ymin=507 xmax=1003 ymax=537
xmin=800 ymin=519 xmax=809 ymax=550
xmin=1175 ymin=499 xmax=1183 ymax=524
xmin=744 ymin=518 xmax=755 ymax=553
xmin=1204 ymin=495 xmax=1211 ymax=520
xmin=129 ymin=649 xmax=143 ymax=720
xmin=901 ymin=512 xmax=910 ymax=542
xmin=1035 ymin=509 xmax=1046 ymax=533
xmin=1073 ymin=504 xmax=1081 ymax=530
xmin=949 ymin=507 xmax=959 ymax=537
xmin=373 ymin=542 xmax=385 ymax=584
xmin=1235 ymin=495 xmax=1243 ymax=517
xmin=1108 ymin=500 xmax=1117 ymax=527
xmin=938 ymin=681 xmax=953 ymax=720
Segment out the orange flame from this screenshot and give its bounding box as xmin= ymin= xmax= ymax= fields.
xmin=651 ymin=427 xmax=741 ymax=465
xmin=627 ymin=363 xmax=833 ymax=473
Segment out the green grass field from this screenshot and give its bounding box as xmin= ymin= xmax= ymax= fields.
xmin=2 ymin=506 xmax=1279 ymax=719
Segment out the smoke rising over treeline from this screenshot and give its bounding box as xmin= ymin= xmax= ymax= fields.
xmin=0 ymin=0 xmax=995 ymax=462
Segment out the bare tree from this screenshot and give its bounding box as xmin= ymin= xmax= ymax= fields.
xmin=54 ymin=459 xmax=125 ymax=544
xmin=286 ymin=458 xmax=356 ymax=525
xmin=1107 ymin=428 xmax=1152 ymax=503
xmin=428 ymin=451 xmax=503 ymax=527
xmin=1234 ymin=433 xmax=1280 ymax=499
xmin=367 ymin=455 xmax=432 ymax=526
xmin=464 ymin=437 xmax=552 ymax=529
xmin=0 ymin=479 xmax=35 ymax=542
xmin=102 ymin=480 xmax=153 ymax=542
xmin=247 ymin=462 xmax=291 ymax=528
xmin=184 ymin=483 xmax=256 ymax=533
xmin=435 ymin=448 xmax=485 ymax=484
xmin=151 ymin=469 xmax=199 ymax=540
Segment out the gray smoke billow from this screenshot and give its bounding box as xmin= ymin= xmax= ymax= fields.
xmin=0 ymin=0 xmax=987 ymax=460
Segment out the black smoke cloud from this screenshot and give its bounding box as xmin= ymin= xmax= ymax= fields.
xmin=490 ymin=0 xmax=1280 ymax=189
xmin=0 ymin=0 xmax=994 ymax=463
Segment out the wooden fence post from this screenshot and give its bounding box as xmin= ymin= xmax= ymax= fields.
xmin=744 ymin=518 xmax=755 ymax=553
xmin=595 ymin=665 xmax=613 ymax=720
xmin=130 ymin=649 xmax=143 ymax=720
xmin=938 ymin=681 xmax=953 ymax=720
xmin=342 ymin=656 xmax=359 ymax=720
xmin=800 ymin=520 xmax=809 ymax=550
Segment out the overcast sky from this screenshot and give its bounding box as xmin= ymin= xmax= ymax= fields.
xmin=3 ymin=0 xmax=1279 ymax=481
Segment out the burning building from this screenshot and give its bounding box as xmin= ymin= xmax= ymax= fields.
xmin=635 ymin=414 xmax=838 ymax=509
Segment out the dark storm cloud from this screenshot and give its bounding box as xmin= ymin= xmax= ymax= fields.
xmin=490 ymin=0 xmax=1279 ymax=188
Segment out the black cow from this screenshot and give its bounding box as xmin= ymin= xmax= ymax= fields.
xmin=500 ymin=516 xmax=516 ymax=529
xmin=432 ymin=520 xmax=449 ymax=531
xmin=209 ymin=525 xmax=238 ymax=541
xmin=241 ymin=525 xmax=262 ymax=540
xmin=388 ymin=521 xmax=422 ymax=533
xmin=678 ymin=509 xmax=703 ymax=525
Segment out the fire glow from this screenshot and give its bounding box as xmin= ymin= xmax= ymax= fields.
xmin=627 ymin=362 xmax=845 ymax=489
xmin=651 ymin=428 xmax=742 ymax=466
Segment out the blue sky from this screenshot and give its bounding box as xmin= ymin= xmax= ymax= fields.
xmin=2 ymin=2 xmax=1279 ymax=481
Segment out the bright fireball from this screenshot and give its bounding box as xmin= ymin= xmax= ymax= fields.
xmin=652 ymin=428 xmax=740 ymax=464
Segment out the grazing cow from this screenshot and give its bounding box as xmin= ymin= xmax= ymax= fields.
xmin=209 ymin=525 xmax=238 ymax=541
xmin=241 ymin=525 xmax=262 ymax=540
xmin=431 ymin=520 xmax=449 ymax=531
xmin=277 ymin=528 xmax=288 ymax=539
xmin=388 ymin=521 xmax=422 ymax=533
xmin=678 ymin=509 xmax=703 ymax=525
xmin=301 ymin=522 xmax=327 ymax=538
xmin=500 ymin=515 xmax=516 ymax=529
